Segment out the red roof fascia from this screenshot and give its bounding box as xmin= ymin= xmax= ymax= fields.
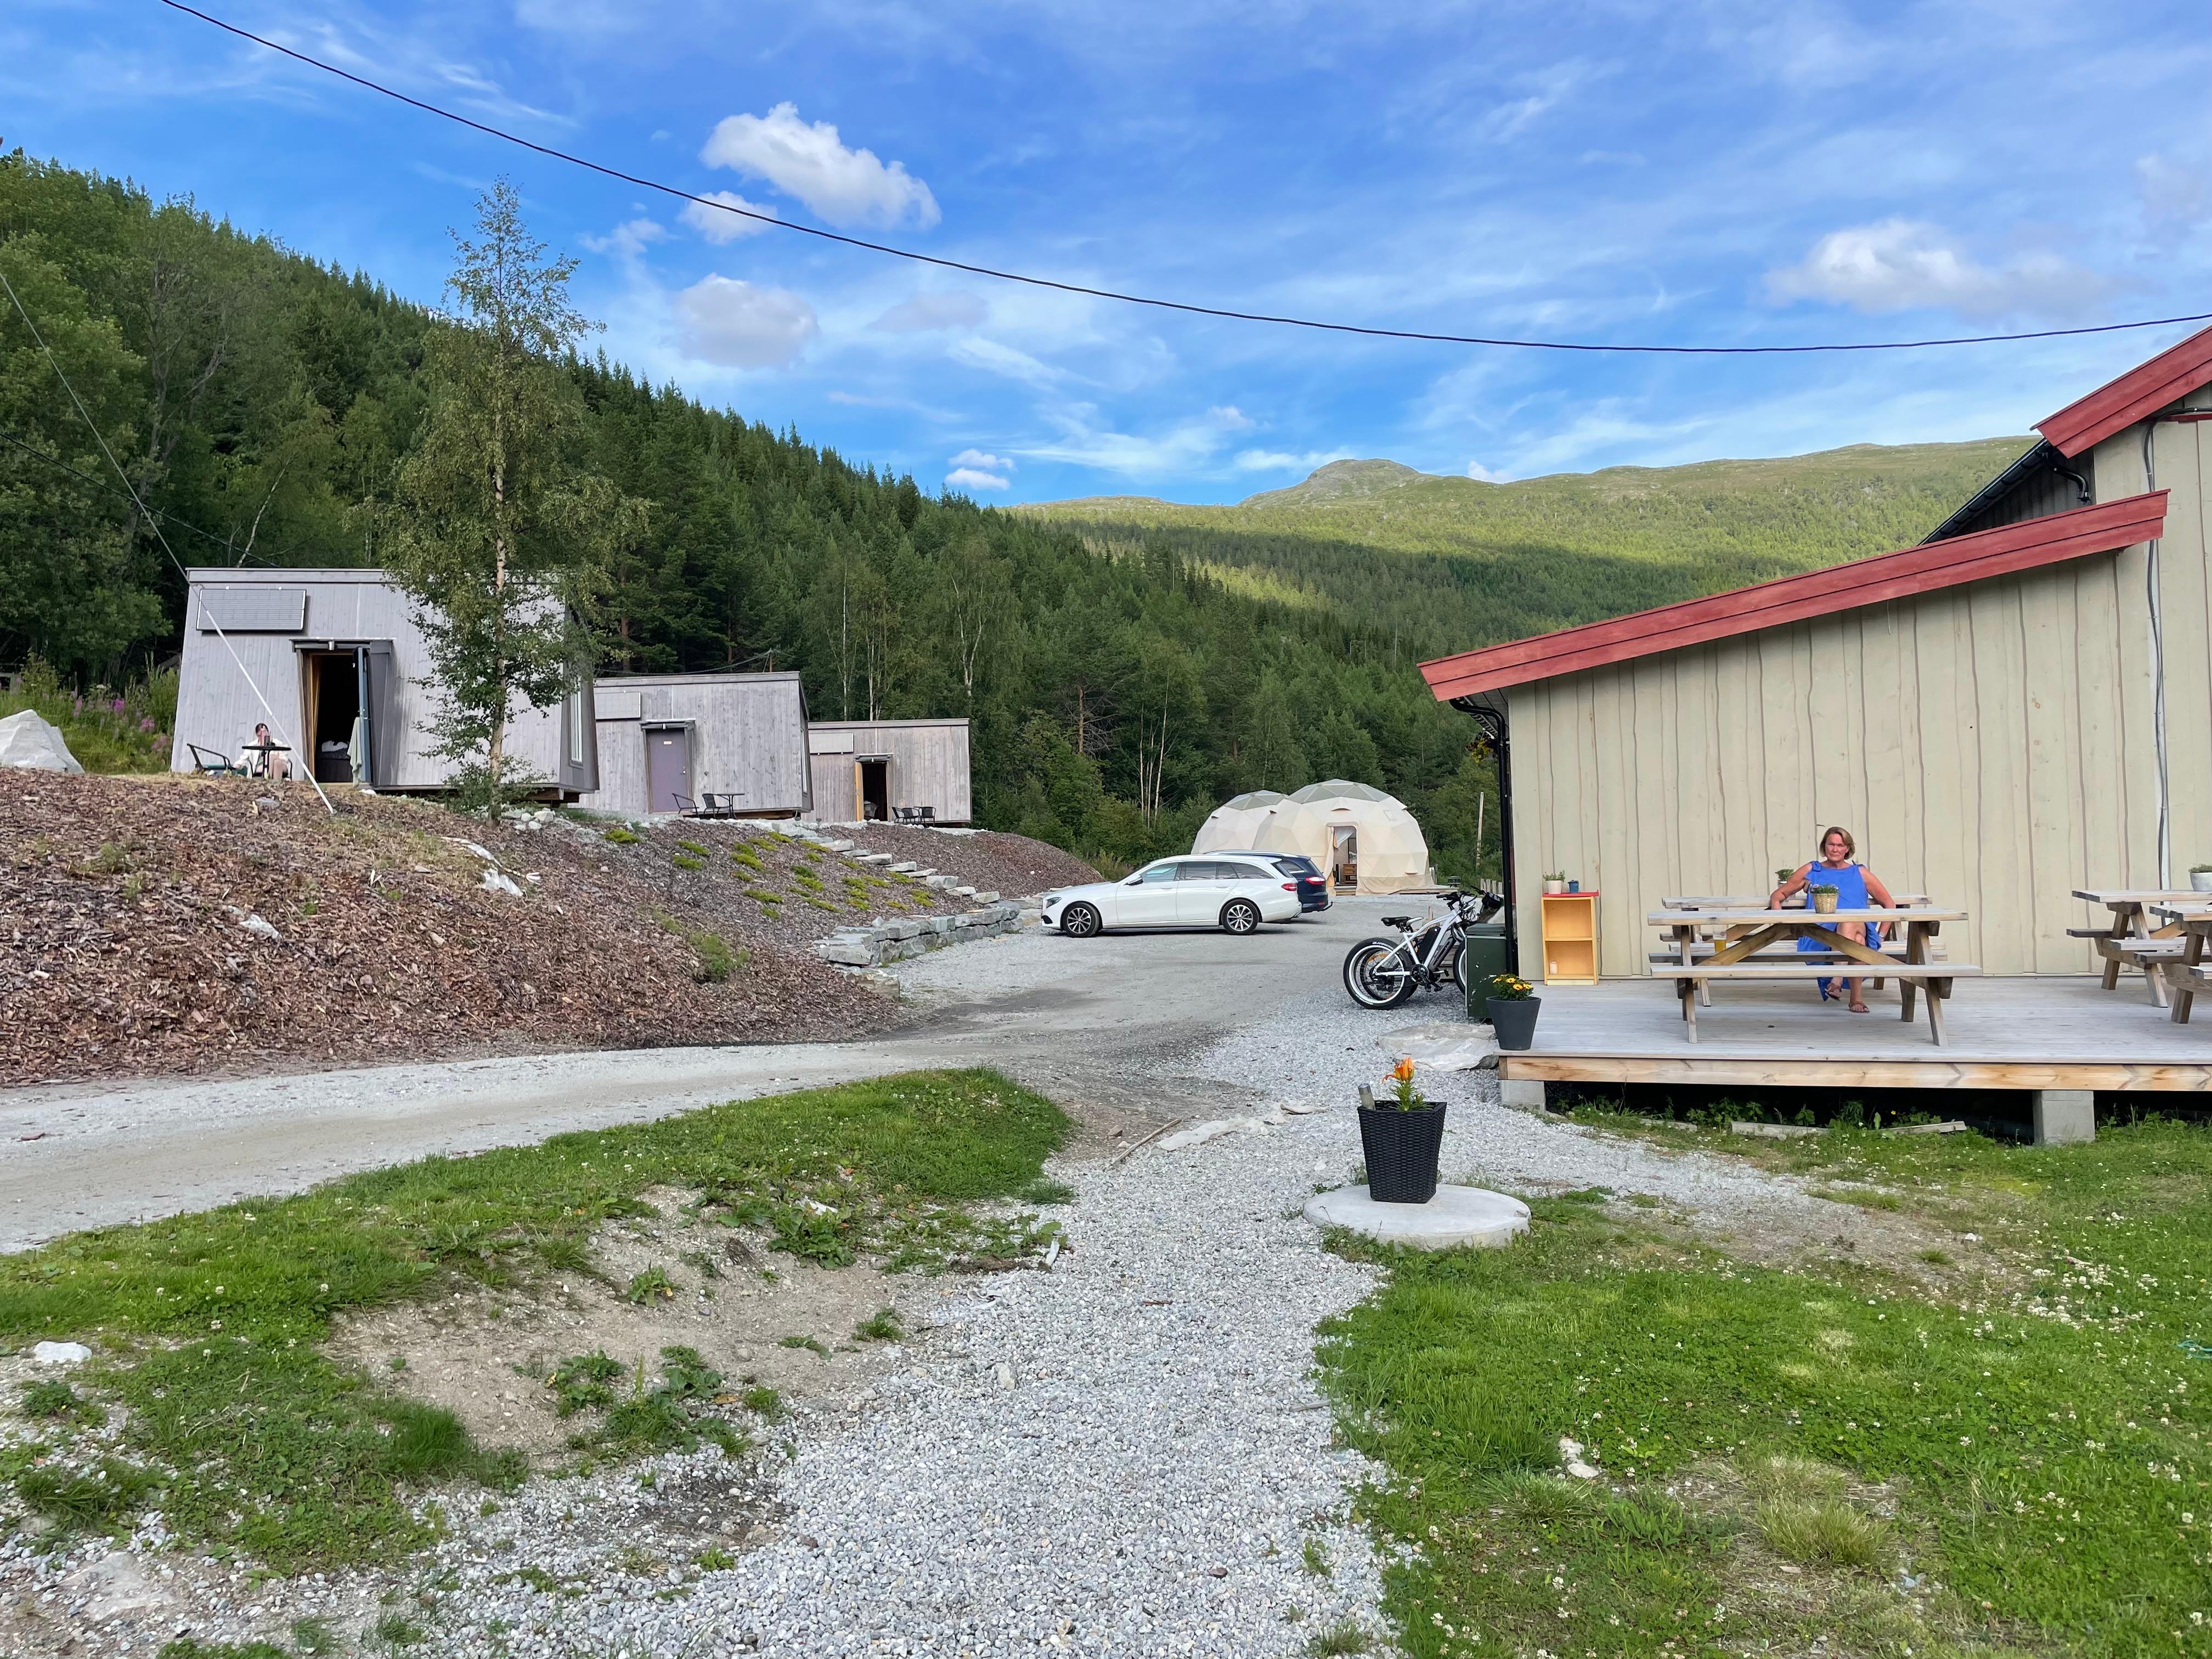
xmin=1419 ymin=491 xmax=2168 ymax=702
xmin=2038 ymin=322 xmax=2212 ymax=458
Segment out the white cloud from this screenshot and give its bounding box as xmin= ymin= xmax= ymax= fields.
xmin=1234 ymin=448 xmax=1352 ymax=472
xmin=1766 ymin=219 xmax=2108 ymax=319
xmin=950 ymin=448 xmax=1012 ymax=473
xmin=673 ymin=275 xmax=818 ymax=369
xmin=679 ymin=190 xmax=776 ymax=244
xmin=701 ymin=103 xmax=939 ymax=229
xmin=947 ymin=336 xmax=1068 ymax=390
xmin=871 ymin=291 xmax=988 ymax=332
xmin=580 ymin=217 xmax=667 ymax=259
xmin=946 ymin=466 xmax=1011 ymax=492
xmin=1208 ymin=404 xmax=1254 ymax=430
xmin=1465 ymin=461 xmax=1513 ymax=482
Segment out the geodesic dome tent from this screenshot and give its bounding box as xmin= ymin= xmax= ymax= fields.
xmin=1192 ymin=789 xmax=1288 ymax=853
xmin=1256 ymin=780 xmax=1431 ymax=894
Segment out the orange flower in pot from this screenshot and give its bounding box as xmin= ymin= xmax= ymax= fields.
xmin=1358 ymin=1056 xmax=1446 ymax=1204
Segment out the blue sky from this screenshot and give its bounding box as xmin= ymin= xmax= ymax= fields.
xmin=7 ymin=0 xmax=2211 ymax=503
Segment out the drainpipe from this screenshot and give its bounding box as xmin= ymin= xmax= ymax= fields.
xmin=2144 ymin=421 xmax=2171 ymax=887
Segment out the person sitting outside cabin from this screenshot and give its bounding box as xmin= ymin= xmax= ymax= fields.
xmin=1769 ymin=826 xmax=1895 ymax=1013
xmin=238 ymin=721 xmax=291 ymax=781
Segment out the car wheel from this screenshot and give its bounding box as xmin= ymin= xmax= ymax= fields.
xmin=1220 ymin=899 xmax=1262 ymax=935
xmin=1342 ymin=939 xmax=1417 ymax=1008
xmin=1059 ymin=901 xmax=1102 ymax=938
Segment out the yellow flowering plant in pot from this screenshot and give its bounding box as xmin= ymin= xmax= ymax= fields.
xmin=1357 ymin=1056 xmax=1446 ymax=1204
xmin=1485 ymin=973 xmax=1542 ymax=1051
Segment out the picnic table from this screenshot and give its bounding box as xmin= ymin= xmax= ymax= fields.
xmin=2150 ymin=901 xmax=2212 ymax=1024
xmin=2072 ymin=889 xmax=2204 ymax=1007
xmin=1647 ymin=905 xmax=1976 ymax=1045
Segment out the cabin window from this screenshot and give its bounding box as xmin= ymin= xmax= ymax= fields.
xmin=567 ymin=688 xmax=585 ymax=766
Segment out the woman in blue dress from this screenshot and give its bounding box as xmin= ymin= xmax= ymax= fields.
xmin=1768 ymin=826 xmax=1898 ymax=1013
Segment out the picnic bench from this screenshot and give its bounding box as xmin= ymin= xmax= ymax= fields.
xmin=2150 ymin=901 xmax=2212 ymax=1024
xmin=1650 ymin=894 xmax=1933 ymax=1002
xmin=2071 ymin=889 xmax=2203 ymax=1007
xmin=1649 ymin=905 xmax=1977 ymax=1045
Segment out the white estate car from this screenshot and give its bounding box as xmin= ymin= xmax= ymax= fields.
xmin=1040 ymin=855 xmax=1305 ymax=938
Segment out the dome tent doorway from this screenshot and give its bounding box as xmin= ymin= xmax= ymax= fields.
xmin=1256 ymin=781 xmax=1431 ymax=894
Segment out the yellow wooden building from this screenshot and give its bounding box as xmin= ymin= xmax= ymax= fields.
xmin=1421 ymin=325 xmax=2212 ymax=979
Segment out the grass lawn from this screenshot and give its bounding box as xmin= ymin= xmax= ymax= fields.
xmin=1 ymin=1069 xmax=1066 ymax=1571
xmin=1318 ymin=1114 xmax=2212 ymax=1658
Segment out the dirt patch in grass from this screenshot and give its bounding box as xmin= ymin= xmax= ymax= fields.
xmin=0 ymin=1071 xmax=1069 ymax=1576
xmin=330 ymin=1187 xmax=946 ymax=1462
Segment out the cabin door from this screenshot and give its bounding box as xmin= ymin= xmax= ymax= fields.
xmin=858 ymin=756 xmax=890 ymax=820
xmin=646 ymin=725 xmax=692 ymax=813
xmin=1331 ymin=826 xmax=1358 ymax=892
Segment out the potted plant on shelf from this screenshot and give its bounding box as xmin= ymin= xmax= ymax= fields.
xmin=1808 ymin=882 xmax=1840 ymax=915
xmin=1485 ymin=973 xmax=1541 ymax=1050
xmin=1542 ymin=871 xmax=1567 ymax=895
xmin=1357 ymin=1057 xmax=1446 ymax=1204
xmin=2193 ymin=863 xmax=2212 ymax=895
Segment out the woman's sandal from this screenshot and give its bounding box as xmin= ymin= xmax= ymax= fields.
xmin=1847 ymin=1000 xmax=1871 ymax=1014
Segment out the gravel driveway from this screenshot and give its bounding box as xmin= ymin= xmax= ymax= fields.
xmin=10 ymin=901 xmax=1838 ymax=1657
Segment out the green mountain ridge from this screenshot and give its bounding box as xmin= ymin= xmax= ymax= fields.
xmin=1019 ymin=437 xmax=2030 ymax=659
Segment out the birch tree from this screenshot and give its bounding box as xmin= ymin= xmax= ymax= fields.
xmin=384 ymin=180 xmax=642 ymax=809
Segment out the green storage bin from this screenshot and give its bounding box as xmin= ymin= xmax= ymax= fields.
xmin=1461 ymin=923 xmax=1510 ymax=1022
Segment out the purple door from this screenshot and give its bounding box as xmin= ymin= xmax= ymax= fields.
xmin=646 ymin=727 xmax=691 ymax=813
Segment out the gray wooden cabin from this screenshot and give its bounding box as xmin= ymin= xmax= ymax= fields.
xmin=170 ymin=568 xmax=598 ymax=797
xmin=804 ymin=718 xmax=972 ymax=823
xmin=582 ymin=672 xmax=813 ymax=817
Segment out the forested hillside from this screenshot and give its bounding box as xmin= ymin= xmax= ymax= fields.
xmin=0 ymin=150 xmax=2017 ymax=883
xmin=1026 ymin=439 xmax=2029 ymax=661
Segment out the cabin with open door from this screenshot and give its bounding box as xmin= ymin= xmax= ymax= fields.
xmin=171 ymin=568 xmax=598 ymax=797
xmin=580 ymin=672 xmax=812 ymax=817
xmin=803 ymin=718 xmax=972 ymax=823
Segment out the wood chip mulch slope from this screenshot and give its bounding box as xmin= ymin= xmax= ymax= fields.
xmin=835 ymin=824 xmax=1099 ymax=896
xmin=0 ymin=776 xmax=895 ymax=1086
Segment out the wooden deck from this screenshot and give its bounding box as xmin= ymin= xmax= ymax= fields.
xmin=1500 ymin=974 xmax=2212 ymax=1092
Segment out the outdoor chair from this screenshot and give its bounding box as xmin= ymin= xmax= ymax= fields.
xmin=185 ymin=743 xmax=249 ymax=778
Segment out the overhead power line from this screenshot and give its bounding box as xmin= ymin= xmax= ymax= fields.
xmin=161 ymin=0 xmax=2212 ymax=358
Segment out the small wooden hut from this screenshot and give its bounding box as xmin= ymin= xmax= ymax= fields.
xmin=582 ymin=672 xmax=812 ymax=817
xmin=170 ymin=568 xmax=597 ymax=797
xmin=804 ymin=719 xmax=972 ymax=824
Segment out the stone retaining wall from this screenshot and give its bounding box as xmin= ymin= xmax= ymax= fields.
xmin=814 ymin=900 xmax=1025 ymax=967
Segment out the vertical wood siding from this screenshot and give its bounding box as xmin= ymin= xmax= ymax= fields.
xmin=579 ymin=673 xmax=812 ymax=816
xmin=799 ymin=721 xmax=972 ymax=823
xmin=1508 ymin=450 xmax=2210 ymax=977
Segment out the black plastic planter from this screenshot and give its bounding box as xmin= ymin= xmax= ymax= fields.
xmin=1358 ymin=1104 xmax=1446 ymax=1204
xmin=1489 ymin=997 xmax=1542 ymax=1051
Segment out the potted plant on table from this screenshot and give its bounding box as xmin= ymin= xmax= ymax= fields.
xmin=1485 ymin=973 xmax=1541 ymax=1049
xmin=1358 ymin=1058 xmax=1446 ymax=1204
xmin=2192 ymin=862 xmax=2212 ymax=895
xmin=1808 ymin=882 xmax=1840 ymax=915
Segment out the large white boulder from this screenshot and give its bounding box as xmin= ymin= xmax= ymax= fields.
xmin=0 ymin=709 xmax=83 ymax=773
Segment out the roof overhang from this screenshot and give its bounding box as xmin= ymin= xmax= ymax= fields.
xmin=2039 ymin=321 xmax=2212 ymax=458
xmin=1419 ymin=490 xmax=2168 ymax=701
